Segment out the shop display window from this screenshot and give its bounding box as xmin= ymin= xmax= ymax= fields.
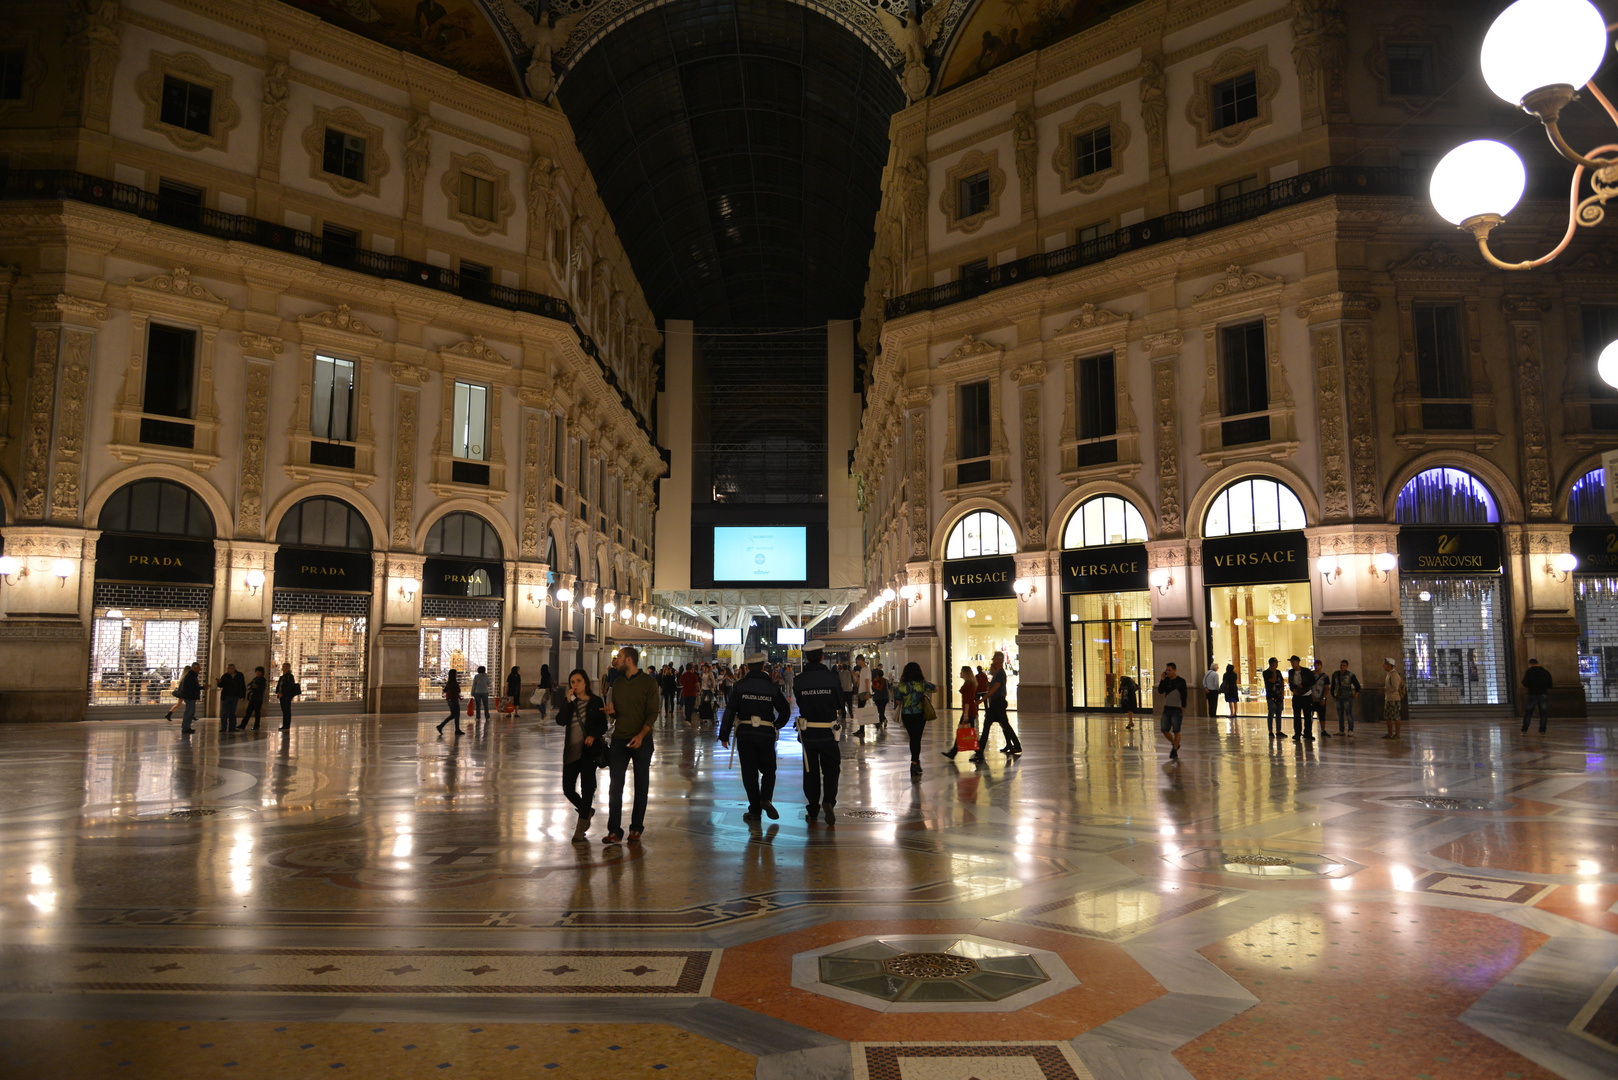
xmin=1206 ymin=582 xmax=1313 ymax=713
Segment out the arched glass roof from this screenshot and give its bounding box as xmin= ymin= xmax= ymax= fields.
xmin=1204 ymin=478 xmax=1306 ymax=537
xmin=1063 ymin=496 xmax=1147 ymax=548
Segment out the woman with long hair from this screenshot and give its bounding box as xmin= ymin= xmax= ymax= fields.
xmin=894 ymin=661 xmax=938 ymax=777
xmin=1221 ymin=663 xmax=1239 ymax=721
xmin=436 ymin=669 xmax=463 ymax=736
xmin=942 ymin=665 xmax=979 ymax=760
xmin=555 ymin=667 xmax=608 ymax=841
xmin=506 ymin=666 xmax=522 ymax=717
xmin=537 ymin=664 xmax=554 ymax=720
xmin=1118 ymin=672 xmax=1139 ymax=730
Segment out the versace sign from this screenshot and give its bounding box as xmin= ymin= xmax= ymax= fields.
xmin=1060 ymin=544 xmax=1148 ymax=594
xmin=1200 ymin=532 xmax=1309 ymax=586
xmin=941 ymin=555 xmax=1016 ymax=600
xmin=1396 ymin=528 xmax=1501 ymax=574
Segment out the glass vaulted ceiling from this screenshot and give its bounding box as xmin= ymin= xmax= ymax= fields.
xmin=558 ymin=0 xmax=905 ymax=328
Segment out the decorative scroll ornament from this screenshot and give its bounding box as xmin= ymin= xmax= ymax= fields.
xmin=944 ymin=334 xmax=1001 ymax=363
xmin=1194 ymin=264 xmax=1286 ymax=303
xmin=1059 ymin=303 xmax=1126 ymax=333
xmin=300 ymin=303 xmax=381 ymax=337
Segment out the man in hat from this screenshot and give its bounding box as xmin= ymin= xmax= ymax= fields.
xmin=1382 ymin=658 xmax=1406 ymax=739
xmin=793 ymin=640 xmax=843 ymax=824
xmin=719 ymin=652 xmax=791 ymax=821
xmin=1286 ymin=655 xmax=1316 ymax=741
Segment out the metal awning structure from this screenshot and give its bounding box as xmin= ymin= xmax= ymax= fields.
xmin=658 ymin=588 xmax=862 ymax=633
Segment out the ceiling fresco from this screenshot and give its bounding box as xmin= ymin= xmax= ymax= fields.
xmin=938 ymin=0 xmax=1142 ymax=91
xmin=283 ymin=0 xmax=523 ymax=93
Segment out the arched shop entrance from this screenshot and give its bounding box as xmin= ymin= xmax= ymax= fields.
xmin=272 ymin=497 xmax=372 ymax=709
xmin=942 ymin=510 xmax=1019 ymax=710
xmin=89 ymin=479 xmax=216 ymax=709
xmin=1394 ymin=467 xmax=1510 ymax=706
xmin=1061 ymin=496 xmax=1151 ymax=711
xmin=1201 ymin=478 xmax=1311 ymax=714
xmin=1566 ymin=468 xmax=1618 ymax=702
xmin=419 ymin=511 xmax=505 ymax=703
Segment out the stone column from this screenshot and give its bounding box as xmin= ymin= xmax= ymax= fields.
xmin=1513 ymin=523 xmax=1584 ymax=718
xmin=508 ymin=562 xmax=551 ymax=708
xmin=1308 ymin=525 xmax=1403 ymax=722
xmin=215 ymin=540 xmax=275 ymax=714
xmin=1012 ymin=550 xmax=1059 ymax=711
xmin=375 ymin=554 xmax=424 ymax=714
xmin=0 ymin=527 xmax=92 ymax=721
xmin=1147 ymin=539 xmax=1199 ymax=713
xmin=903 ymin=561 xmax=943 ymax=704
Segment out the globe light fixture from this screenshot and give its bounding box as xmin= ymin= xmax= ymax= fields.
xmin=581 ymin=595 xmax=596 ymax=610
xmin=1433 ymin=0 xmax=1618 ymax=279
xmin=555 ymin=586 xmax=572 ymax=604
xmin=0 ymin=555 xmax=18 ymax=583
xmin=1316 ymin=555 xmax=1341 ymax=583
xmin=898 ymin=583 xmax=915 ymax=600
xmin=881 ymin=587 xmax=896 ymax=602
xmin=52 ymin=559 xmax=74 ymax=585
xmin=603 ymin=601 xmax=616 ymax=615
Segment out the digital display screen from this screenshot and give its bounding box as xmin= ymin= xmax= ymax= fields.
xmin=714 ymin=628 xmax=743 ymax=645
xmin=777 ymin=628 xmax=806 ymax=645
xmin=713 ymin=526 xmax=807 ymax=581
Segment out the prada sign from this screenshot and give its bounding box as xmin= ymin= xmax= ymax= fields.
xmin=273 ymin=547 xmax=373 ymax=592
xmin=1201 ymin=532 xmax=1309 ymax=585
xmin=1396 ymin=528 xmax=1501 ymax=574
xmin=1060 ymin=544 xmax=1148 ymax=594
xmin=1570 ymin=526 xmax=1618 ymax=572
xmin=422 ymin=557 xmax=504 ymax=598
xmin=95 ymin=534 xmax=216 ymax=585
xmin=942 ymin=555 xmax=1016 ymax=600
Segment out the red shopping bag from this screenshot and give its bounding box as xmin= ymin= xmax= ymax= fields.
xmin=955 ymin=722 xmax=979 ymax=752
xmin=467 ymin=700 xmax=474 ymax=717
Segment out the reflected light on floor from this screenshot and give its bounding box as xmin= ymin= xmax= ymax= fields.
xmin=229 ymin=832 xmax=254 ymax=897
xmin=1389 ymin=863 xmax=1417 ymax=891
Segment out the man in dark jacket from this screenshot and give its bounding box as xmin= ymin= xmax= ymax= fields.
xmin=216 ymin=664 xmax=246 ymax=733
xmin=176 ymin=662 xmax=201 ymax=735
xmin=793 ymin=641 xmax=843 ymax=824
xmin=720 ymin=652 xmax=792 ymax=821
xmin=1157 ymin=662 xmax=1188 ymax=761
xmin=1262 ymin=657 xmax=1286 ymax=739
xmin=1286 ymin=655 xmax=1317 ymax=741
xmin=1329 ymin=660 xmax=1362 ymax=736
xmin=238 ymin=667 xmax=268 ymax=730
xmin=1522 ymin=658 xmax=1553 ymax=734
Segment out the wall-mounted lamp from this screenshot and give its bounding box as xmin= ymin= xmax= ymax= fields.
xmin=555 ymin=586 xmax=573 ymax=605
xmin=1370 ymin=552 xmax=1399 ymax=581
xmin=1317 ymin=555 xmax=1341 ymax=584
xmin=0 ymin=555 xmax=22 ymax=585
xmin=898 ymin=583 xmax=920 ymax=606
xmin=398 ymin=576 xmax=420 ymax=601
xmin=1012 ymin=577 xmax=1038 ymax=599
xmin=603 ymin=601 xmax=616 ymax=615
xmin=1149 ymin=568 xmax=1174 ymax=595
xmin=581 ymin=595 xmax=597 ymax=611
xmin=52 ymin=559 xmax=74 ymax=586
xmin=1545 ymin=552 xmax=1579 ymax=582
xmin=881 ymin=587 xmax=896 ymax=603
xmin=636 ymin=612 xmax=647 ymax=623
xmin=245 ymin=568 xmax=265 ymax=596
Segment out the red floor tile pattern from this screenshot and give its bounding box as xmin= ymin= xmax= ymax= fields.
xmin=1175 ymin=902 xmax=1561 ymax=1079
xmin=1430 ymin=822 xmax=1618 ymax=875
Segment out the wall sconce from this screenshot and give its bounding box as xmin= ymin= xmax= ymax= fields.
xmin=398 ymin=577 xmax=420 ymax=601
xmin=603 ymin=600 xmax=616 ymax=616
xmin=881 ymin=587 xmax=896 ymax=604
xmin=0 ymin=555 xmax=21 ymax=584
xmin=636 ymin=612 xmax=647 ymax=623
xmin=898 ymin=583 xmax=920 ymax=607
xmin=52 ymin=559 xmax=74 ymax=586
xmin=1370 ymin=552 xmax=1399 ymax=581
xmin=1012 ymin=577 xmax=1037 ymax=598
xmin=1545 ymin=552 xmax=1579 ymax=582
xmin=1149 ymin=568 xmax=1173 ymax=595
xmin=555 ymin=586 xmax=573 ymax=605
xmin=1317 ymin=555 xmax=1341 ymax=584
xmin=244 ymin=568 xmax=265 ymax=596
xmin=581 ymin=595 xmax=597 ymax=611
xmin=525 ymin=588 xmax=545 ymax=607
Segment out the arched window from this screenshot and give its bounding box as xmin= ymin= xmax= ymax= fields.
xmin=1063 ymin=496 xmax=1147 ymax=548
xmin=275 ymin=497 xmax=372 ymax=549
xmin=1203 ymin=478 xmax=1306 ymax=537
xmin=944 ymin=510 xmax=1016 ymax=559
xmin=98 ymin=479 xmax=214 ymax=537
xmin=424 ymin=511 xmax=503 ymax=561
xmin=1568 ymin=468 xmax=1608 ymax=523
xmin=1394 ymin=468 xmax=1499 ymax=524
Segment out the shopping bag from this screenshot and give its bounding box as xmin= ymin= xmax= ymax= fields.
xmin=922 ymin=696 xmax=937 ymax=723
xmin=955 ymin=722 xmax=979 ymax=752
xmin=467 ymin=700 xmax=475 ymax=717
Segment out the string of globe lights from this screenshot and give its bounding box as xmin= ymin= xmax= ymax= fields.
xmin=1430 ymin=0 xmax=1618 ymax=386
xmin=537 ymin=584 xmax=711 ymax=642
xmin=841 ymin=577 xmax=1040 ymax=632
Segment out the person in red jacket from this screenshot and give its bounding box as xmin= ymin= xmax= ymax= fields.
xmin=679 ymin=664 xmax=701 ymax=726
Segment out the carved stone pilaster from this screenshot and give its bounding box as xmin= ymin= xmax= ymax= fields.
xmin=1012 ymin=361 xmax=1046 ymax=548
xmin=1311 ymin=325 xmax=1350 ymax=522
xmin=1510 ymin=317 xmax=1554 ymax=519
xmin=392 ymin=389 xmax=419 ymax=549
xmin=67 ymin=0 xmax=120 ymax=131
xmin=259 ymin=60 xmax=289 ymax=180
xmin=19 ymin=326 xmax=58 ymax=521
xmin=238 ymin=360 xmax=272 ymax=538
xmin=521 ymin=412 xmax=543 ymax=558
xmin=1343 ymin=323 xmax=1380 ymax=518
xmin=908 ymin=403 xmax=929 ymax=562
xmin=1152 ymin=355 xmax=1183 ymax=538
xmin=49 ymin=329 xmax=93 ymax=523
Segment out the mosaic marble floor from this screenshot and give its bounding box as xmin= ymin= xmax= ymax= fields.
xmin=0 ymin=708 xmax=1616 ymax=1079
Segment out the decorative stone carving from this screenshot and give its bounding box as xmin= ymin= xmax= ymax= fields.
xmin=136 ymin=52 xmax=240 ymax=153
xmin=1052 ymin=101 xmax=1129 ymax=195
xmin=1142 ymin=329 xmax=1183 ymax=353
xmin=1392 ymin=241 xmax=1472 ymax=274
xmin=909 ymin=407 xmax=929 ymax=561
xmin=133 ymin=267 xmax=227 ymax=304
xmin=442 ymin=335 xmax=507 ymax=365
xmin=1015 ymin=374 xmax=1045 ymax=549
xmin=1512 ymin=321 xmax=1554 ymax=518
xmin=238 ymin=361 xmax=271 ymax=538
xmin=1312 ymin=326 xmax=1350 ymax=521
xmin=1187 ymin=45 xmax=1280 ymax=149
xmin=1343 ymin=324 xmax=1379 ymax=518
xmin=302 ymin=105 xmax=390 ymax=199
xmin=390 ymin=361 xmax=429 ymax=385
xmin=522 ymin=413 xmax=543 ymax=557
xmin=1138 ymin=56 xmax=1166 ymax=171
xmin=239 ymin=332 xmax=283 ymax=357
xmin=300 ymin=303 xmax=380 ymax=337
xmin=1013 ymin=110 xmax=1038 ymax=216
xmin=1059 ymin=303 xmax=1126 ymax=333
xmin=50 ymin=330 xmax=93 ymax=523
xmin=259 ymin=60 xmax=289 ymax=179
xmin=1153 ymin=356 xmax=1183 ymax=538
xmin=526 ymin=152 xmax=554 ymax=247
xmin=899 ymin=153 xmax=928 ymax=257
xmin=943 ymin=334 xmax=1001 ymax=364
xmin=404 ymin=111 xmax=431 ymax=215
xmin=19 ymin=327 xmax=58 ymax=521
xmin=940 ymin=149 xmax=1006 ymax=235
xmin=67 ymin=0 xmax=120 ymax=128
xmin=443 ymin=151 xmax=517 ymax=237
xmin=1194 ymin=265 xmax=1287 ymax=304
xmin=392 ymin=390 xmax=418 ymax=549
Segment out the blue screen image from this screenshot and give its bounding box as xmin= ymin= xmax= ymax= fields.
xmin=714 ymin=526 xmax=807 ymax=581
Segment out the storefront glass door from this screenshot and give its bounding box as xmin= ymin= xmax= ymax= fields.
xmin=1206 ymin=582 xmax=1314 ymax=714
xmin=1067 ymin=591 xmax=1152 ymax=710
xmin=1399 ymin=577 xmax=1509 ymax=705
xmin=948 ymin=598 xmax=1018 ymax=709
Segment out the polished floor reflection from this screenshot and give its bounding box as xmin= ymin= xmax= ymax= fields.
xmin=0 ymin=706 xmax=1616 ymax=1079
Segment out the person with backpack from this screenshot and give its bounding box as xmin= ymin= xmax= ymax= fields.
xmin=894 ymin=662 xmax=937 ymax=776
xmin=274 ymin=662 xmax=301 ymax=732
xmin=1329 ymin=660 xmax=1361 ymax=736
xmin=176 ymin=662 xmax=202 ymax=735
xmin=1382 ymin=658 xmax=1406 ymax=739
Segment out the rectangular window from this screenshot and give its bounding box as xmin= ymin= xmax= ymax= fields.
xmin=1076 ymin=353 xmax=1119 ymax=465
xmin=159 ymin=75 xmax=213 ymax=135
xmin=960 ymin=258 xmax=989 ymax=284
xmin=958 ymin=171 xmax=991 ymax=218
xmin=1386 ymin=44 xmax=1435 ymax=96
xmin=1584 ymin=305 xmax=1618 ymax=429
xmin=311 ymin=354 xmax=355 ymax=442
xmin=1400 ymin=150 xmax=1442 ymax=174
xmin=1072 ymin=126 xmax=1112 ymax=177
xmin=1413 ymin=303 xmax=1473 ymax=429
xmin=144 ymin=324 xmax=196 ymax=419
xmin=0 ymin=49 xmax=27 ymax=100
xmin=957 ymin=380 xmax=992 ymax=484
xmin=322 ymin=224 xmax=359 ymax=259
xmin=1220 ymin=320 xmax=1270 ymax=445
xmin=459 ymin=260 xmax=491 ymax=284
xmin=1216 ymin=175 xmax=1261 ymax=203
xmin=322 ymin=128 xmax=367 ymax=182
xmin=157 ymin=178 xmax=204 ymax=208
xmin=1076 ymin=221 xmax=1112 ymax=247
xmin=452 ymin=381 xmax=488 ymax=461
xmin=459 ymin=172 xmax=496 ymax=221
xmin=1211 ymin=71 xmax=1259 ymax=130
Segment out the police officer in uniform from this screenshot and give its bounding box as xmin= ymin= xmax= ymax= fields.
xmin=792 ymin=640 xmax=843 ymax=824
xmin=719 ymin=651 xmax=791 ymax=821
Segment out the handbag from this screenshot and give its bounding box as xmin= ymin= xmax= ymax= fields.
xmin=467 ymin=699 xmax=475 ymax=717
xmin=921 ymin=695 xmax=937 ymax=723
xmin=955 ymin=722 xmax=978 ymax=752
xmin=594 ymin=736 xmax=612 ymax=769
